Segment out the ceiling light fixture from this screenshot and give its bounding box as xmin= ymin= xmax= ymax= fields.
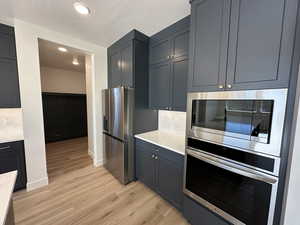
xmin=72 ymin=57 xmax=80 ymax=66
xmin=73 ymin=2 xmax=91 ymax=15
xmin=58 ymin=47 xmax=68 ymax=52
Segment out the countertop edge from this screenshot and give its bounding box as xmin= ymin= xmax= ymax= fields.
xmin=0 ymin=139 xmax=24 ymax=144
xmin=135 ymin=134 xmax=185 ymax=156
xmin=0 ymin=171 xmax=17 ymax=225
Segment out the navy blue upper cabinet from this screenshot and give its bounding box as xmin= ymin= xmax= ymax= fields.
xmin=188 ymin=0 xmax=298 ymax=92
xmin=0 ymin=25 xmax=16 ymax=59
xmin=226 ymin=0 xmax=294 ymax=90
xmin=0 ymin=23 xmax=21 ymax=108
xmin=107 ymin=30 xmax=149 ymax=88
xmin=108 ymin=51 xmax=122 ymax=88
xmin=188 ymin=0 xmax=230 ymax=92
xmin=149 ymin=16 xmax=190 ymax=111
xmin=149 ymin=62 xmax=172 ymax=110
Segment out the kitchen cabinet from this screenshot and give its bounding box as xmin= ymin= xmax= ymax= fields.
xmin=0 ymin=23 xmax=21 ymax=108
xmin=107 ymin=30 xmax=148 ymax=88
xmin=149 ymin=62 xmax=172 ymax=110
xmin=149 ymin=16 xmax=190 ymax=111
xmin=0 ymin=141 xmax=27 ymax=191
xmin=188 ymin=0 xmax=297 ymax=92
xmin=0 ymin=25 xmax=16 ymax=59
xmin=135 ymin=139 xmax=184 ymax=210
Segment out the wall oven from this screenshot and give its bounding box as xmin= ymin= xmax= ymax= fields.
xmin=186 ymin=89 xmax=288 ymax=157
xmin=184 ymin=89 xmax=288 ymax=225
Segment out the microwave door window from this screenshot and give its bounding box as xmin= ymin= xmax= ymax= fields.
xmin=225 ymin=100 xmax=254 ymax=138
xmin=251 ymin=100 xmax=274 ymax=143
xmin=192 ymin=100 xmax=226 ymax=131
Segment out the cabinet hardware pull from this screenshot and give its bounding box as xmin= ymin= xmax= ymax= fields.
xmin=152 ymin=154 xmax=155 ymax=158
xmin=155 ymin=156 xmax=158 ymax=160
xmin=227 ymin=84 xmax=232 ymax=89
xmin=0 ymin=146 xmax=10 ymax=150
xmin=218 ymin=85 xmax=224 ymax=89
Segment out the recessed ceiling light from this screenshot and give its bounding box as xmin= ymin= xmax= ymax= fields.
xmin=72 ymin=57 xmax=80 ymax=66
xmin=73 ymin=2 xmax=90 ymax=15
xmin=58 ymin=47 xmax=68 ymax=52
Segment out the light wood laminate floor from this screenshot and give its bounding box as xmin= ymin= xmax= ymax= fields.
xmin=13 ymin=137 xmax=189 ymax=225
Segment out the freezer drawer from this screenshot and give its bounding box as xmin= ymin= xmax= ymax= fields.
xmin=103 ymin=133 xmax=127 ymax=184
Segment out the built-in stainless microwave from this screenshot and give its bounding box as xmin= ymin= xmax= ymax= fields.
xmin=186 ymin=89 xmax=288 ymax=157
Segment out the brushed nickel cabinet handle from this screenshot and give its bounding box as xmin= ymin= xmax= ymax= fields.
xmin=218 ymin=85 xmax=224 ymax=89
xmin=152 ymin=154 xmax=155 ymax=158
xmin=0 ymin=146 xmax=10 ymax=151
xmin=227 ymin=84 xmax=232 ymax=89
xmin=155 ymin=156 xmax=158 ymax=160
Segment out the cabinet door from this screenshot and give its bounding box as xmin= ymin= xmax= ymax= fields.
xmin=0 ymin=141 xmax=27 ymax=191
xmin=188 ymin=0 xmax=231 ymax=92
xmin=227 ymin=0 xmax=290 ymax=90
xmin=157 ymin=153 xmax=184 ymax=210
xmin=120 ymin=44 xmax=133 ymax=87
xmin=108 ymin=51 xmax=122 ymax=88
xmin=0 ymin=58 xmax=21 ymax=108
xmin=149 ymin=39 xmax=171 ymax=64
xmin=173 ymin=30 xmax=189 ymax=59
xmin=149 ymin=62 xmax=172 ymax=110
xmin=171 ymin=56 xmax=188 ymax=111
xmin=136 ymin=144 xmax=156 ymax=190
xmin=0 ymin=31 xmax=16 ymax=59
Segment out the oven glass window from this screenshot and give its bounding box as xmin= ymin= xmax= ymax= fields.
xmin=191 ymin=100 xmax=273 ymax=142
xmin=185 ymin=155 xmax=273 ymax=225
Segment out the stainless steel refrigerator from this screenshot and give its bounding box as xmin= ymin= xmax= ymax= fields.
xmin=102 ymin=87 xmax=135 ymax=184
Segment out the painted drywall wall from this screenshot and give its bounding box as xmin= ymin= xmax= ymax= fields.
xmin=158 ymin=110 xmax=186 ymax=136
xmin=14 ymin=19 xmax=107 ymax=191
xmin=40 ymin=66 xmax=86 ymax=94
xmin=282 ymin=67 xmax=300 ymax=225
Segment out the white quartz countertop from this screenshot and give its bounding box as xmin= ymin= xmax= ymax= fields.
xmin=0 ymin=171 xmax=17 ymax=225
xmin=135 ymin=130 xmax=185 ymax=155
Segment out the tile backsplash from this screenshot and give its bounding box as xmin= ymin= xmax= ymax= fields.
xmin=158 ymin=110 xmax=186 ymax=136
xmin=0 ymin=108 xmax=24 ymax=143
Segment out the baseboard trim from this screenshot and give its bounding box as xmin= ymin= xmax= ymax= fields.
xmin=26 ymin=176 xmax=49 ymax=191
xmin=94 ymin=159 xmax=103 ymax=167
xmin=88 ymin=148 xmax=94 ymax=159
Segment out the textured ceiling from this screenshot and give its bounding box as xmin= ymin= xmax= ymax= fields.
xmin=38 ymin=39 xmax=86 ymax=72
xmin=0 ymin=0 xmax=190 ymax=47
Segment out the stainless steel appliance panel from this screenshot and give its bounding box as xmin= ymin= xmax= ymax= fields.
xmin=109 ymin=87 xmax=125 ymax=140
xmin=102 ymin=89 xmax=110 ymax=133
xmin=184 ymin=149 xmax=278 ymax=225
xmin=186 ymin=89 xmax=288 ymax=157
xmin=103 ymin=133 xmax=126 ymax=184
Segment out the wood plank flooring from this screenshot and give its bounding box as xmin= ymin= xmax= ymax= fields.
xmin=13 ymin=137 xmax=190 ymax=225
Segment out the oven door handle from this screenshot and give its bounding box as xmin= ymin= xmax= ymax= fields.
xmin=186 ymin=149 xmax=278 ymax=184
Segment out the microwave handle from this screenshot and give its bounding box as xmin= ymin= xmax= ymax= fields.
xmin=186 ymin=149 xmax=278 ymax=185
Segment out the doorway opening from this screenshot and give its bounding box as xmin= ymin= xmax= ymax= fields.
xmin=38 ymin=39 xmax=93 ymax=182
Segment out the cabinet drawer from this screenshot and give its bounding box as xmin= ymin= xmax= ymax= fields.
xmin=0 ymin=141 xmax=27 ymax=191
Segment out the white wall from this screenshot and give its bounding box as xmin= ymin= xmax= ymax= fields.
xmin=282 ymin=67 xmax=300 ymax=225
xmin=158 ymin=110 xmax=186 ymax=136
xmin=14 ymin=19 xmax=107 ymax=191
xmin=40 ymin=67 xmax=86 ymax=94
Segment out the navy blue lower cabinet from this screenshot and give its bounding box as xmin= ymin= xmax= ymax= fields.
xmin=0 ymin=141 xmax=27 ymax=191
xmin=183 ymin=195 xmax=231 ymax=225
xmin=135 ymin=139 xmax=184 ymax=210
